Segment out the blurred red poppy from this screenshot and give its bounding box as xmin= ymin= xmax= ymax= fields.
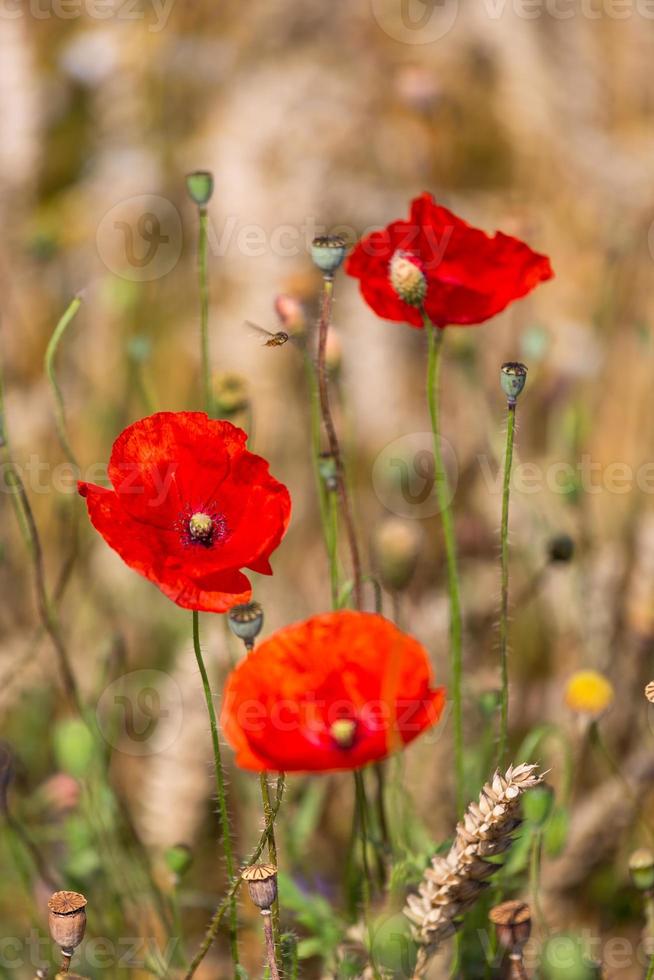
xmin=346 ymin=192 xmax=553 ymax=328
xmin=221 ymin=611 xmax=446 ymax=772
xmin=79 ymin=412 xmax=291 ymax=613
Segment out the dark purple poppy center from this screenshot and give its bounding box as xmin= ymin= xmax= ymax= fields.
xmin=176 ymin=507 xmax=228 ymax=549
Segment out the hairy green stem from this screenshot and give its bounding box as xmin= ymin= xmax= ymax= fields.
xmin=498 ymin=403 xmax=516 ymax=766
xmin=184 ymin=777 xmax=286 ymax=979
xmin=191 ymin=611 xmax=239 ymax=971
xmin=198 ymin=208 xmax=212 ymax=414
xmin=316 ymin=276 xmax=363 ymax=610
xmin=44 ymin=295 xmax=82 ymax=469
xmin=424 ymin=316 xmax=464 ymax=814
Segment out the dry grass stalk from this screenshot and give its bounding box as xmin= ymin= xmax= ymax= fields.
xmin=404 ymin=764 xmax=543 ymax=977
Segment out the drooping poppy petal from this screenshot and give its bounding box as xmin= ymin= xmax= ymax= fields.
xmin=221 ymin=611 xmax=446 ymax=773
xmin=346 ymin=192 xmax=553 ymax=328
xmin=79 ymin=412 xmax=291 ymax=613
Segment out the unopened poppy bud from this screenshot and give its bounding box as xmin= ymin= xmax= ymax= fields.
xmin=330 ymin=718 xmax=357 ymax=749
xmin=489 ymin=900 xmax=531 ymax=951
xmin=0 ymin=741 xmax=14 ymax=814
xmin=214 ymin=372 xmax=249 ymax=418
xmin=564 ymin=670 xmax=614 ymax=718
xmin=164 ymin=843 xmax=193 ymax=880
xmin=185 ymin=170 xmax=214 ymax=208
xmin=373 ymin=518 xmax=422 ymax=592
xmin=48 ymin=891 xmax=87 ymax=955
xmin=242 ymin=864 xmax=278 ymax=911
xmin=274 ymin=294 xmax=306 ymax=335
xmin=500 ymin=362 xmax=528 ymax=405
xmin=311 ymin=235 xmax=347 ymax=277
xmin=389 ymin=250 xmax=427 ymax=307
xmin=629 ymin=849 xmax=654 ymax=892
xmin=53 ymin=720 xmax=95 ymax=779
xmin=522 ymin=784 xmax=554 ymax=827
xmin=548 ymin=533 xmax=575 ymax=563
xmin=645 ymin=681 xmax=654 ymax=704
xmin=228 ymin=601 xmax=264 ymax=650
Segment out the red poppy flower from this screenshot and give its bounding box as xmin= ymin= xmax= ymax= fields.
xmin=78 ymin=412 xmax=291 ymax=613
xmin=221 ymin=611 xmax=446 ymax=773
xmin=346 ymin=192 xmax=553 ymax=328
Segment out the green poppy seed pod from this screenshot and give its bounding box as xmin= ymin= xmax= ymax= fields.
xmin=540 ymin=935 xmax=601 ymax=979
xmin=228 ymin=601 xmax=264 ymax=650
xmin=389 ymin=250 xmax=427 ymax=307
xmin=548 ymin=533 xmax=575 ymax=563
xmin=242 ymin=864 xmax=278 ymax=911
xmin=373 ymin=517 xmax=422 ymax=592
xmin=185 ymin=170 xmax=214 ymax=207
xmin=164 ymin=843 xmax=193 ymax=880
xmin=629 ymin=849 xmax=654 ymax=892
xmin=522 ymin=784 xmax=555 ymax=827
xmin=489 ymin=900 xmax=531 ymax=952
xmin=53 ymin=719 xmax=95 ymax=779
xmin=500 ymin=362 xmax=528 ymax=405
xmin=48 ymin=892 xmax=87 ymax=955
xmin=311 ymin=235 xmax=347 ymax=277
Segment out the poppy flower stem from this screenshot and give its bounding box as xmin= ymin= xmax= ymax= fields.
xmin=317 ymin=276 xmax=364 ymax=610
xmin=498 ymin=402 xmax=516 ymax=767
xmin=197 ymin=207 xmax=213 ymax=415
xmin=191 ymin=610 xmax=240 ymax=971
xmin=259 ymin=772 xmax=284 ymax=961
xmin=424 ymin=315 xmax=464 ymax=815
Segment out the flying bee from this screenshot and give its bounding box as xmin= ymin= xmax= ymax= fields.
xmin=245 ymin=321 xmax=290 ymax=348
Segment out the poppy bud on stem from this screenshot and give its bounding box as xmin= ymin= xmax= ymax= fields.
xmin=186 ymin=170 xmax=215 ymax=415
xmin=498 ymin=363 xmax=527 ymax=767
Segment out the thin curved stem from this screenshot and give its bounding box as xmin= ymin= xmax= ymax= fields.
xmin=198 ymin=208 xmax=212 ymax=415
xmin=44 ymin=295 xmax=82 ymax=469
xmin=425 ymin=316 xmax=464 ymax=814
xmin=191 ymin=611 xmax=239 ymax=972
xmin=498 ymin=403 xmax=516 ymax=766
xmin=316 ymin=277 xmax=363 ymax=610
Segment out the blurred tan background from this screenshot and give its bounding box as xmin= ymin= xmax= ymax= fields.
xmin=1 ymin=1 xmax=654 ymax=975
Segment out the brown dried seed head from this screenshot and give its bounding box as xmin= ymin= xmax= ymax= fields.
xmin=242 ymin=864 xmax=278 ymax=911
xmin=48 ymin=892 xmax=87 ymax=915
xmin=48 ymin=891 xmax=87 ymax=952
xmin=645 ymin=681 xmax=654 ymax=704
xmin=489 ymin=900 xmax=532 ymax=950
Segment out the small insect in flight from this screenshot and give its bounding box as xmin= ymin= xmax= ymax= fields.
xmin=245 ymin=321 xmax=290 ymax=347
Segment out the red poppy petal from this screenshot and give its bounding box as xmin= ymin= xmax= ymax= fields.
xmin=79 ymin=481 xmax=252 ymax=612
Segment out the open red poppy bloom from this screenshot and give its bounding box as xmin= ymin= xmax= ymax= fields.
xmin=221 ymin=611 xmax=446 ymax=773
xmin=78 ymin=412 xmax=291 ymax=613
xmin=346 ymin=192 xmax=553 ymax=328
